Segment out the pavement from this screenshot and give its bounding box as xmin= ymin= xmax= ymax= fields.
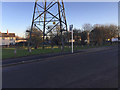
xmin=2 ymin=45 xmax=118 ymax=88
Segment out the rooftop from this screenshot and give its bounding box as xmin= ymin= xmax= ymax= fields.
xmin=1 ymin=33 xmax=15 ymax=37
xmin=0 ymin=30 xmax=15 ymax=37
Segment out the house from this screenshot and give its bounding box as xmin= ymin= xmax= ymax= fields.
xmin=0 ymin=30 xmax=16 ymax=46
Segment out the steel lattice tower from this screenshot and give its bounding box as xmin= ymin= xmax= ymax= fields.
xmin=29 ymin=0 xmax=68 ymax=50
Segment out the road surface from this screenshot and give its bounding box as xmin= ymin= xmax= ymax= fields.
xmin=3 ymin=46 xmax=118 ymax=88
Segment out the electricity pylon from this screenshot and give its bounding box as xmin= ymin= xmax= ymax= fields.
xmin=29 ymin=0 xmax=68 ymax=51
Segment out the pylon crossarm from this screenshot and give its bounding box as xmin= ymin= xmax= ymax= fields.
xmin=34 ymin=20 xmax=59 ymax=23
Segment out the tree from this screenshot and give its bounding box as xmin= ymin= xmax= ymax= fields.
xmin=90 ymin=24 xmax=118 ymax=45
xmin=26 ymin=27 xmax=43 ymax=49
xmin=82 ymin=23 xmax=93 ymax=32
xmin=82 ymin=23 xmax=93 ymax=44
xmin=73 ymin=28 xmax=81 ymax=45
xmin=80 ymin=31 xmax=87 ymax=45
xmin=47 ymin=25 xmax=68 ymax=48
xmin=90 ymin=26 xmax=104 ymax=45
xmin=48 ymin=25 xmax=61 ymax=46
xmin=108 ymin=24 xmax=118 ymax=38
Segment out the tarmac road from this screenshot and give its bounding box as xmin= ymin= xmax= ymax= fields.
xmin=2 ymin=46 xmax=118 ymax=88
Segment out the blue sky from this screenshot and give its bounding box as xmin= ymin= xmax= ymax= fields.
xmin=2 ymin=2 xmax=118 ymax=37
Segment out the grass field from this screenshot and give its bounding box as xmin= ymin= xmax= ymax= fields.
xmin=2 ymin=44 xmax=116 ymax=59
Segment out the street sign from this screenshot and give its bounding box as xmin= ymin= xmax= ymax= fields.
xmin=69 ymin=25 xmax=73 ymax=32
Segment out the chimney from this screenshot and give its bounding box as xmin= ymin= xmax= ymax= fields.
xmin=7 ymin=29 xmax=8 ymax=35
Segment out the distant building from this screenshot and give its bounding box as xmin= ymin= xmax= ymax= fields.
xmin=0 ymin=30 xmax=16 ymax=46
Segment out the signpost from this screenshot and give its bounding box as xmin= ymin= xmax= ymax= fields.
xmin=69 ymin=25 xmax=73 ymax=53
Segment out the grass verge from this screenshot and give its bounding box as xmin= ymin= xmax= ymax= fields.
xmin=2 ymin=43 xmax=117 ymax=59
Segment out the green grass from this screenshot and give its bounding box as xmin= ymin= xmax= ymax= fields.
xmin=2 ymin=43 xmax=117 ymax=59
xmin=2 ymin=46 xmax=70 ymax=59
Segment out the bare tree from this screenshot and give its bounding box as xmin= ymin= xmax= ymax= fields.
xmin=82 ymin=23 xmax=93 ymax=31
xmin=82 ymin=23 xmax=93 ymax=44
xmin=26 ymin=27 xmax=43 ymax=49
xmin=90 ymin=24 xmax=118 ymax=45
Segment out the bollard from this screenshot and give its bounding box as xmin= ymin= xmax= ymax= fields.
xmin=29 ymin=48 xmax=32 ymax=52
xmin=14 ymin=49 xmax=16 ymax=55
